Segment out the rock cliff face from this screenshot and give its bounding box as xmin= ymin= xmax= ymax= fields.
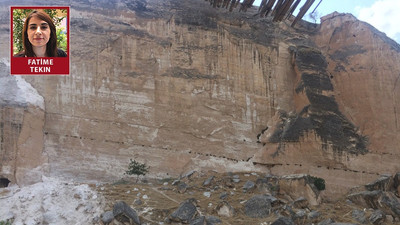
xmin=254 ymin=12 xmax=400 ymax=196
xmin=0 ymin=0 xmax=399 ymax=197
xmin=0 ymin=59 xmax=47 ymax=186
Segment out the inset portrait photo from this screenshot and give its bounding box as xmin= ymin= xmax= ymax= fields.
xmin=10 ymin=6 xmax=70 ymax=75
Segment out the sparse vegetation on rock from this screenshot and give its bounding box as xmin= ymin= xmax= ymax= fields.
xmin=125 ymin=159 xmax=149 ymax=182
xmin=310 ymin=176 xmax=326 ymax=191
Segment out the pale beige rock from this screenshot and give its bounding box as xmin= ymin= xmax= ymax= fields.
xmin=0 ymin=1 xmax=399 ymax=198
xmin=315 ymin=12 xmax=400 ymax=156
xmin=18 ymin=2 xmax=298 ymax=181
xmin=278 ymin=174 xmax=321 ymax=206
xmin=0 ymin=105 xmax=46 ymax=186
xmin=216 ymin=201 xmax=235 ymax=217
xmin=0 ymin=57 xmax=47 ymax=186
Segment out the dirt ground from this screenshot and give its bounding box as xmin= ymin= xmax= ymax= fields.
xmin=97 ymin=171 xmax=399 ymax=225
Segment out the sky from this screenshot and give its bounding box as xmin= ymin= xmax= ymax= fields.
xmin=253 ymin=0 xmax=400 ymax=43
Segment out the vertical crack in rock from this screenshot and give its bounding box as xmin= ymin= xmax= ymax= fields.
xmin=259 ymin=46 xmax=368 ymax=155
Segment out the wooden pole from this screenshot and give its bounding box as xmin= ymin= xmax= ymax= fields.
xmin=286 ymin=0 xmax=301 ymax=19
xmin=291 ymin=0 xmax=315 ymax=27
xmin=275 ymin=0 xmax=295 ymax=22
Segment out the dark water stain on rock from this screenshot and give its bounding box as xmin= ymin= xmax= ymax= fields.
xmin=265 ymin=46 xmax=368 ymax=155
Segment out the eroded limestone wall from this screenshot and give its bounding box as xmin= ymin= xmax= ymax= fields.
xmin=22 ymin=2 xmax=303 ymax=181
xmin=0 ymin=60 xmax=46 ymax=186
xmin=0 ymin=1 xmax=399 ymax=197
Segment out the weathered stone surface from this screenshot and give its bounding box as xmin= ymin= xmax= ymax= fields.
xmin=243 ymin=180 xmax=256 ymax=193
xmin=14 ymin=0 xmax=280 ymax=183
xmin=380 ymin=192 xmax=400 ymax=217
xmin=351 ymin=209 xmax=366 ymax=224
xmin=203 ymin=176 xmax=214 ymax=187
xmin=191 ymin=216 xmax=222 ymax=225
xmin=0 ymin=60 xmax=47 ymax=186
xmin=206 ymin=216 xmax=222 ymax=224
xmin=278 ymin=174 xmax=321 ymax=206
xmin=317 ymin=218 xmax=334 ymax=225
xmin=203 ymin=192 xmax=211 ymax=198
xmin=347 ymin=191 xmax=400 ymax=218
xmin=347 ymin=190 xmax=383 ymax=208
xmin=0 ymin=0 xmax=399 ymax=202
xmin=394 ymin=173 xmax=400 ymax=196
xmin=369 ymin=209 xmax=385 ymax=225
xmin=215 ymin=201 xmax=235 ymax=217
xmin=256 ymin=45 xmax=368 ymax=154
xmin=190 ymin=216 xmax=206 ymax=225
xmin=386 ymin=215 xmax=394 ymax=223
xmin=256 ymin=176 xmax=279 ymax=195
xmin=365 ymin=176 xmax=392 ymax=191
xmin=292 ymin=209 xmax=307 ymax=225
xmin=101 ymin=211 xmax=114 ymax=225
xmin=113 ymin=201 xmax=140 ymax=225
xmin=244 ymin=195 xmax=273 ymax=218
xmin=169 ymin=198 xmax=198 ymax=223
xmin=178 ymin=182 xmax=188 ymax=194
xmin=293 ymin=197 xmax=309 ymax=209
xmin=398 ymin=186 xmax=400 ymax=198
xmin=271 ymin=216 xmax=295 ymax=225
xmin=394 ymin=173 xmax=400 ymax=187
xmin=190 ymin=216 xmax=222 ymax=225
xmin=280 ymin=204 xmax=296 ymax=219
xmin=307 ymin=210 xmax=321 ymax=223
xmin=313 ymin=12 xmax=400 ymax=195
xmin=219 ymin=192 xmax=228 ymax=200
xmin=330 ymin=223 xmax=357 ymax=225
xmin=134 ymin=198 xmax=143 ymax=206
xmin=182 ymin=170 xmax=197 ymax=180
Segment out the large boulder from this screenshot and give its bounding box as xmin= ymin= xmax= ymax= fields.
xmin=168 ymin=198 xmax=198 ymax=223
xmin=365 ymin=176 xmax=392 ymax=191
xmin=244 ymin=195 xmax=274 ymax=218
xmin=278 ymin=174 xmax=322 ymax=206
xmin=347 ymin=190 xmax=382 ymax=208
xmin=380 ymin=192 xmax=400 ymax=217
xmin=113 ymin=201 xmax=140 ymax=225
xmin=347 ymin=191 xmax=400 ymax=218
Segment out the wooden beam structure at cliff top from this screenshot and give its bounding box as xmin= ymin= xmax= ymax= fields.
xmin=204 ymin=0 xmax=322 ymax=27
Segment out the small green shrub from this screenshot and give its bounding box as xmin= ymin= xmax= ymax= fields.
xmin=0 ymin=220 xmax=13 ymax=225
xmin=309 ymin=176 xmax=326 ymax=191
xmin=125 ymin=159 xmax=149 ymax=182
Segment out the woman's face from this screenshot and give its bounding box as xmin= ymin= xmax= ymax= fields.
xmin=27 ymin=16 xmax=50 ymax=48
